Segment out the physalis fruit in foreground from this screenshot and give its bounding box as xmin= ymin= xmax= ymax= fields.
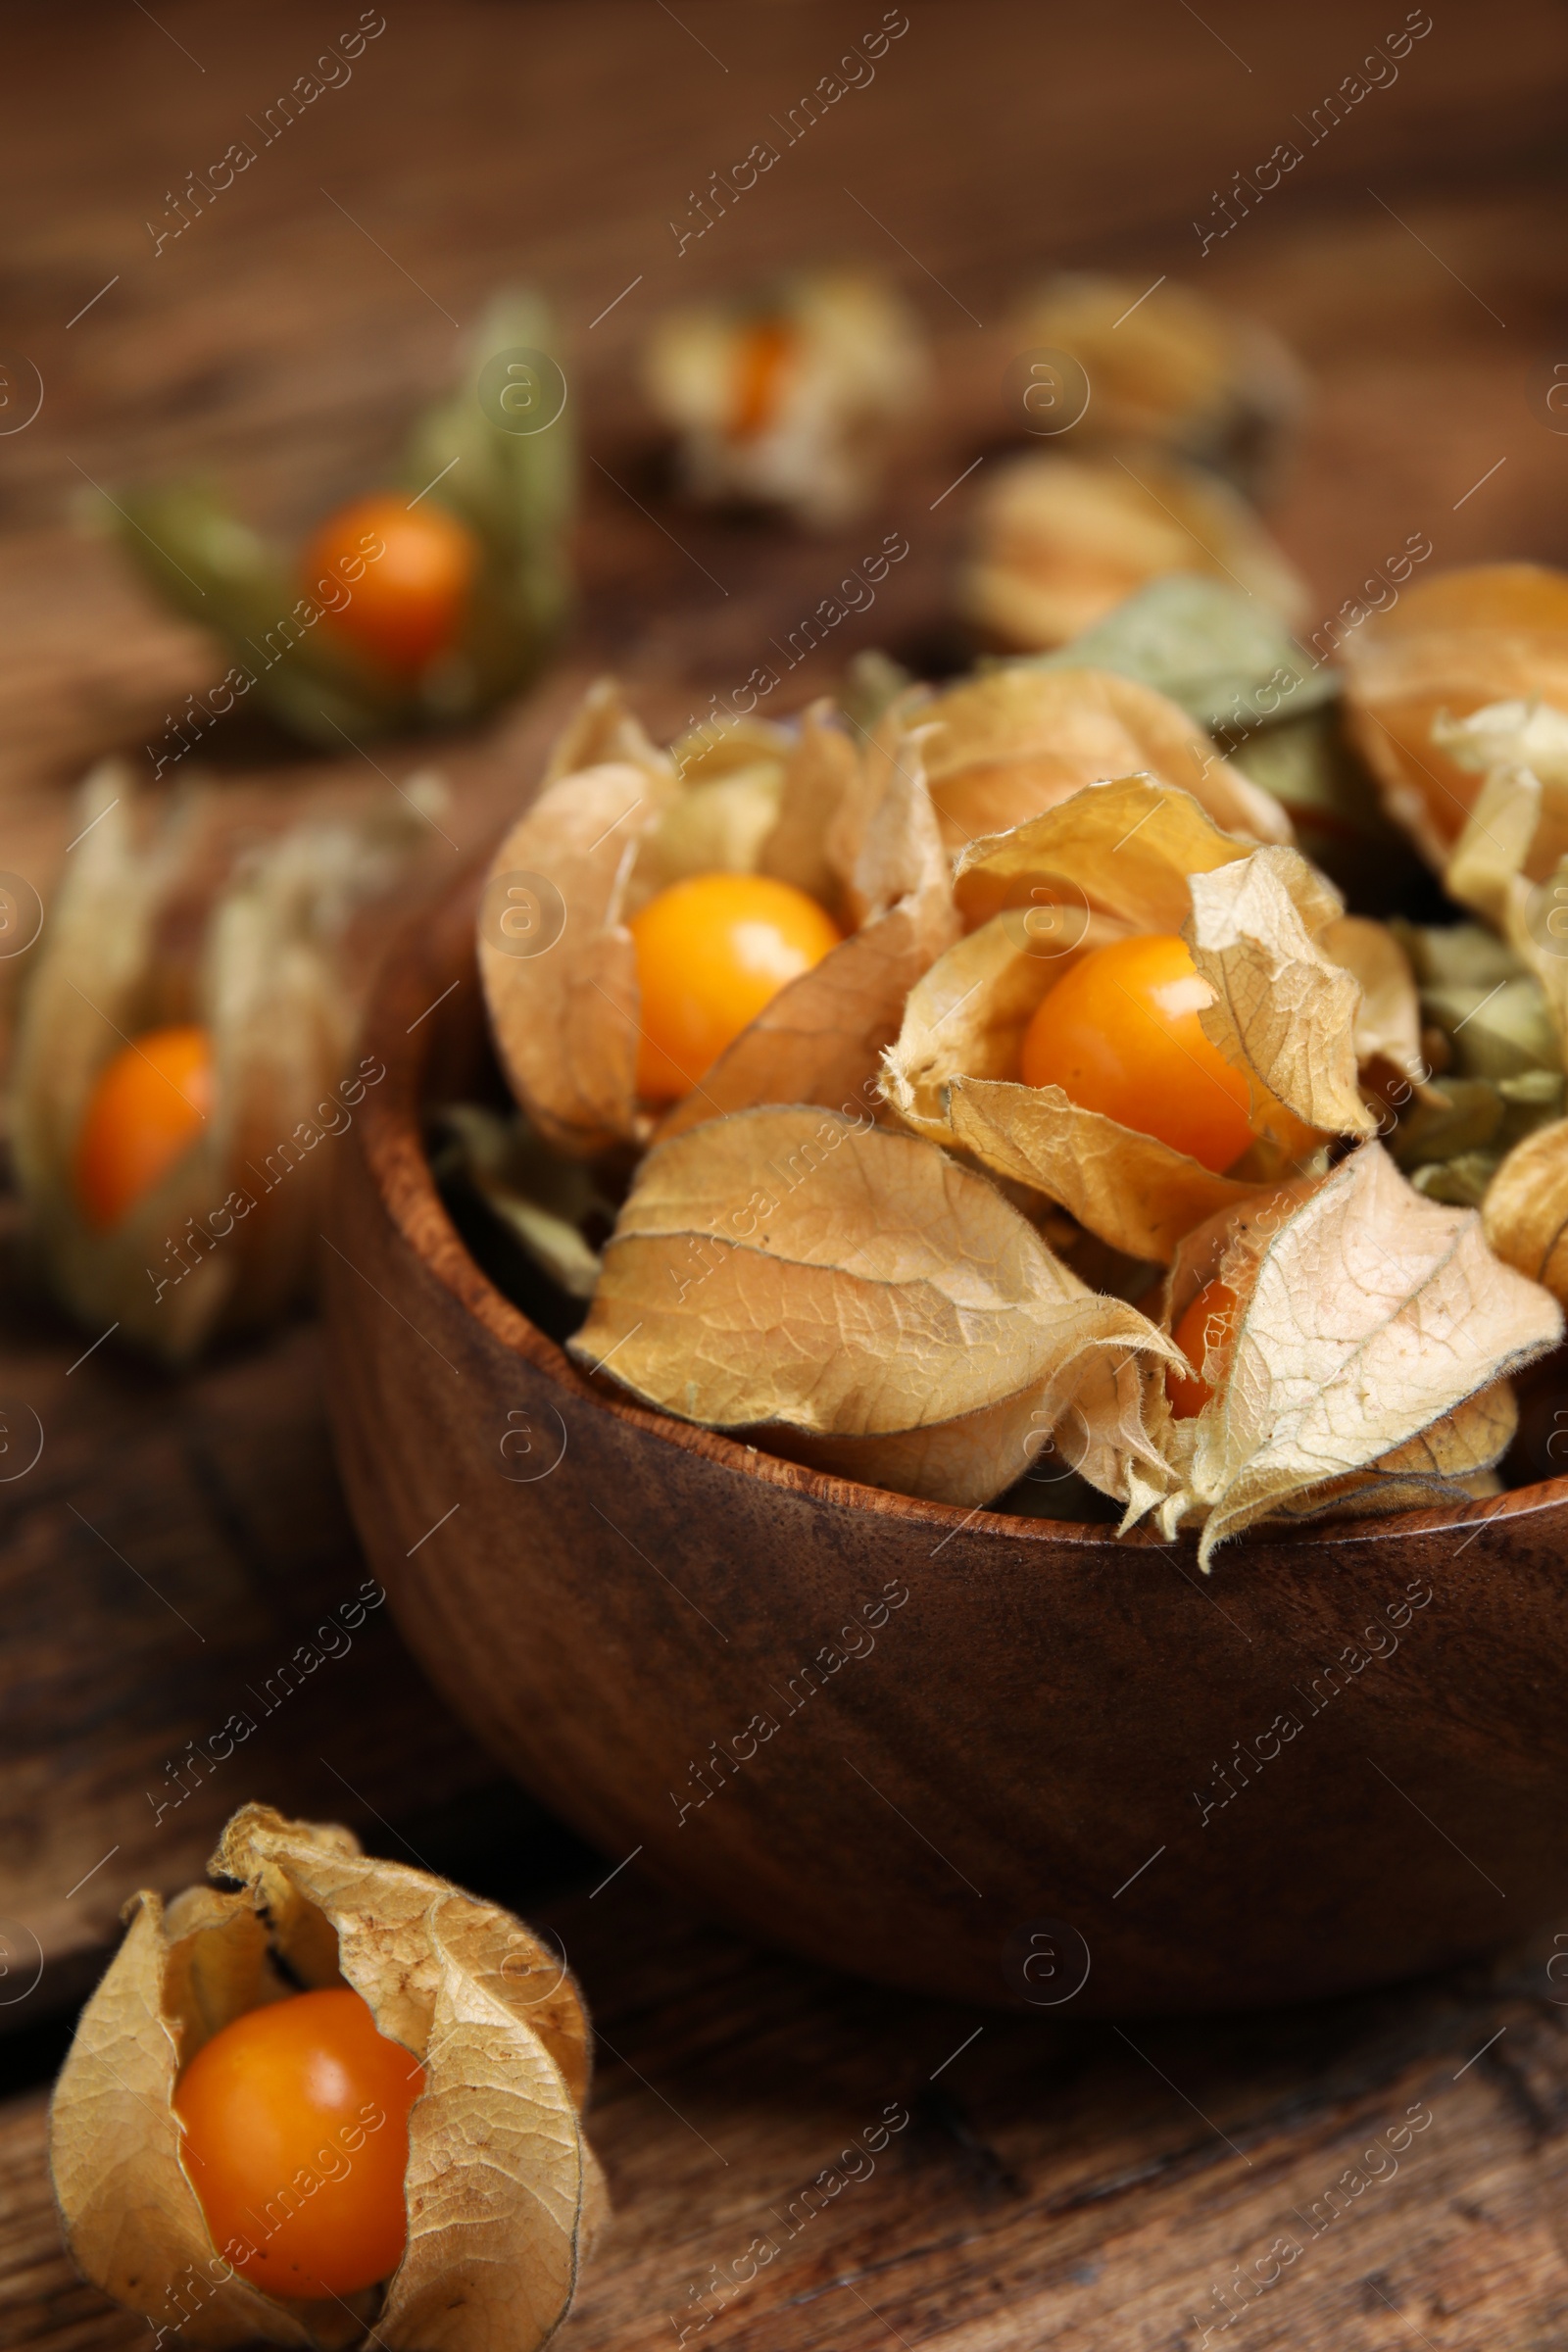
xmin=49 ymin=1805 xmax=604 ymax=2352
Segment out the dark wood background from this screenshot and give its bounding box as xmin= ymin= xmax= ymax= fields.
xmin=4 ymin=3 xmax=1568 ymax=2345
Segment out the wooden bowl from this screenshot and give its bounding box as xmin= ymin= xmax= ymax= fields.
xmin=323 ymin=866 xmax=1568 ymax=2016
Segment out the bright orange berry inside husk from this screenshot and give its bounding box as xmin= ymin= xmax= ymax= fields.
xmin=74 ymin=1023 xmax=214 ymax=1231
xmin=728 ymin=319 xmax=796 ymax=440
xmin=174 ymin=1986 xmax=424 ymax=2301
xmin=1167 ymin=1277 xmax=1240 ymax=1420
xmin=1019 ymin=933 xmax=1254 ymax=1174
xmin=303 ymin=492 xmax=479 ymax=675
xmin=628 ymin=871 xmax=843 ymax=1104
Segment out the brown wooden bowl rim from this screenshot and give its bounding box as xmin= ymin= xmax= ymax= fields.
xmin=354 ymin=860 xmax=1568 ymax=1562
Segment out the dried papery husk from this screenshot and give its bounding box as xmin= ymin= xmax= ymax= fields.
xmin=634 ymin=712 xmax=796 ymax=905
xmin=1009 ymin=273 xmax=1305 ymax=494
xmin=569 ymin=1106 xmax=1182 ymax=1508
xmin=538 ymin=674 xmax=672 ymax=794
xmin=1396 ymin=916 xmax=1530 ymax=999
xmin=1157 ymin=1175 xmax=1325 ymax=1339
xmin=885 ymin=781 xmax=1364 ymax=1260
xmin=1253 ymin=1386 xmax=1517 ymax=1528
xmin=1482 ymin=1117 xmax=1568 ymax=1304
xmin=667 ymin=712 xmax=795 ymax=787
xmin=961 ymin=450 xmax=1308 ymax=654
xmin=1184 ymin=849 xmax=1374 ymax=1139
xmin=49 ymin=1805 xmax=603 ymax=2352
xmin=480 ymin=681 xmax=953 ymax=1156
xmin=1381 ymin=912 xmax=1565 ymax=1200
xmin=1341 ymin=565 xmax=1568 ymax=869
xmin=823 ymin=694 xmax=930 ymax=925
xmin=838 ymin=648 xmax=915 ymax=739
xmin=1319 ymin=913 xmax=1427 ymax=1095
xmin=760 ymin=697 xmax=883 ymax=918
xmin=480 ymin=677 xmax=817 ymax=1154
xmin=948 ymin=771 xmax=1253 ymax=936
xmin=1438 ymin=703 xmax=1568 ymax=946
xmin=1152 ymin=1180 xmax=1523 ymax=1540
xmin=1445 ymin=761 xmax=1552 ymax=939
xmin=654 ymin=711 xmax=958 ymax=1145
xmin=641 ymin=269 xmax=929 ymax=530
xmin=1439 ymin=721 xmax=1568 ymax=1057
xmin=477 ymin=755 xmax=668 ymax=1158
xmin=916 ymin=664 xmax=1292 ymax=856
xmin=1141 ymin=1141 xmax=1561 ymax=1565
xmin=1435 ymin=698 xmax=1568 ymax=809
xmin=10 ymin=770 xmax=430 ymax=1363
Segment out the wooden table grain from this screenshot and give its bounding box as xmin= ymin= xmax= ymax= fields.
xmin=3 ymin=1 xmax=1568 ymax=2343
xmin=7 ymin=1880 xmax=1568 ymax=2352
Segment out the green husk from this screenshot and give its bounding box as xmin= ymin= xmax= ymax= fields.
xmin=97 ymin=291 xmax=573 ymax=745
xmin=839 ymin=650 xmax=915 ymax=739
xmin=1033 ymin=574 xmax=1335 ymax=733
xmin=430 ymin=1105 xmax=612 ymax=1299
xmin=1382 ymin=921 xmax=1566 ymax=1197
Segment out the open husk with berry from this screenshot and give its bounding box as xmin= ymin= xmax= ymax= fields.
xmin=641 ymin=268 xmax=929 ymax=530
xmin=475 ymin=676 xmax=958 ymax=1161
xmin=11 ymin=771 xmax=435 ymax=1362
xmin=49 ymin=1805 xmax=604 ymax=2352
xmin=460 ymin=645 xmax=1564 ymax=1563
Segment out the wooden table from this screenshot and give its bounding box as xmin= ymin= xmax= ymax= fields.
xmin=4 ymin=2 xmax=1568 ymax=2343
xmin=8 ymin=1879 xmax=1568 ymax=2352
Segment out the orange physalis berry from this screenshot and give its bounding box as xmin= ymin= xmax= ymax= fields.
xmin=628 ymin=871 xmax=842 ymax=1103
xmin=74 ymin=1024 xmax=214 ymax=1231
xmin=1019 ymin=933 xmax=1254 ymax=1174
xmin=727 ymin=319 xmax=797 ymax=440
xmin=304 ymin=492 xmax=479 ymax=675
xmin=174 ymin=1986 xmax=424 ymax=2300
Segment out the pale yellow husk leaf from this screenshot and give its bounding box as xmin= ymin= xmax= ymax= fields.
xmin=916 ymin=664 xmax=1292 ymax=855
xmin=10 ymin=770 xmax=426 ymax=1363
xmin=950 ymin=772 xmax=1254 ymax=935
xmin=1444 ymin=760 xmax=1550 ymax=934
xmin=478 ymin=756 xmax=662 ymax=1156
xmin=480 ymin=678 xmax=802 ymax=1156
xmin=1008 ymin=272 xmax=1304 ymax=490
xmin=569 ymin=1106 xmax=1182 ymax=1508
xmin=1320 ymin=913 xmax=1427 ymax=1092
xmin=1439 ymin=709 xmax=1568 ymax=1056
xmin=1145 ymin=1142 xmax=1561 ymax=1565
xmin=1481 ymin=1116 xmax=1568 ymax=1303
xmin=1184 ymin=847 xmax=1374 ymax=1137
xmin=49 ymin=1807 xmax=602 ymax=2352
xmin=758 ymin=698 xmax=863 ymax=912
xmin=1340 ymin=564 xmax=1568 ymax=870
xmin=539 ymin=674 xmax=671 ymax=793
xmin=1260 ymin=1385 xmax=1518 ymax=1529
xmin=636 ymin=711 xmax=797 ymax=903
xmin=961 ymin=449 xmax=1308 ymax=653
